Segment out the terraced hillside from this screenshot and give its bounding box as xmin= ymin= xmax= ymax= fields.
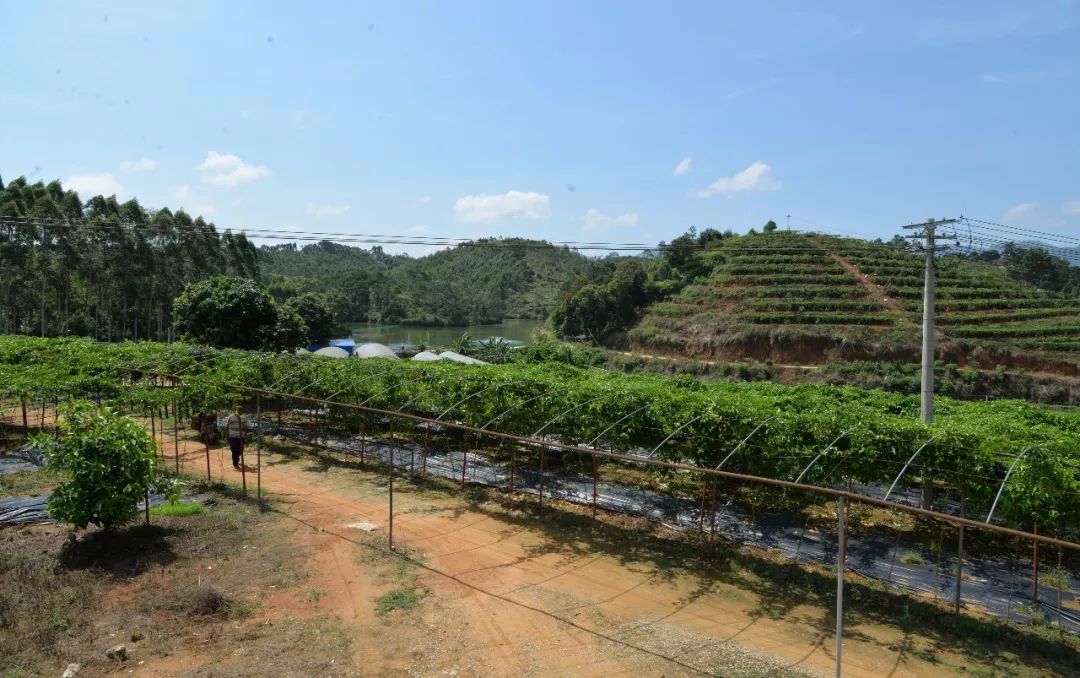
xmin=629 ymin=231 xmax=1080 ymax=371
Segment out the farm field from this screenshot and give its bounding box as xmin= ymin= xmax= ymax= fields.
xmin=629 ymin=232 xmax=1080 ymax=371
xmin=3 ymin=336 xmax=1080 ymax=676
xmin=2 ymin=335 xmax=1077 ymax=531
xmin=3 ymin=418 xmax=1078 ymax=676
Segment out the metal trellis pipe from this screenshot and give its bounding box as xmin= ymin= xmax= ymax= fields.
xmin=883 ymin=436 xmax=938 ymax=501
xmin=985 ymin=446 xmax=1038 ymax=524
xmin=716 ymin=415 xmax=776 ymax=470
xmin=794 ymin=427 xmax=859 ymax=484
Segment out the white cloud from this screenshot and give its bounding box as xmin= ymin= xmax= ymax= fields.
xmin=1002 ymin=202 xmax=1038 ymax=223
xmin=197 ymin=204 xmax=217 ymax=216
xmin=171 ymin=184 xmax=191 ymax=200
xmin=454 ymin=190 xmax=551 ymax=223
xmin=194 ymin=151 xmax=270 ymax=188
xmin=1062 ymin=201 xmax=1080 ymax=215
xmin=405 ymin=224 xmax=429 ymax=233
xmin=66 ymin=172 xmax=124 ymax=197
xmin=119 ymin=157 xmax=156 ymax=173
xmin=420 ymin=195 xmax=432 ymax=204
xmin=691 ymin=161 xmax=781 ymax=198
xmin=582 ymin=209 xmax=640 ymax=232
xmin=306 ymin=203 xmax=351 ymax=216
xmin=673 ymin=157 xmax=693 ymax=176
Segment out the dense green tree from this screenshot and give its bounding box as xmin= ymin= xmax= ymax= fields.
xmin=173 ymin=276 xmax=281 ymax=350
xmin=282 ymin=292 xmax=339 ymax=342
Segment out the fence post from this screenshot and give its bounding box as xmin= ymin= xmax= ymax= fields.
xmin=203 ymin=423 xmax=211 ymax=482
xmin=954 ymin=524 xmax=964 ymax=613
xmin=1032 ymin=522 xmax=1040 ymax=607
xmin=510 ymin=447 xmax=516 ymax=492
xmin=591 ymin=457 xmax=599 ymax=519
xmin=144 ymin=487 xmax=151 ymax=526
xmin=835 ymin=495 xmax=847 ymax=678
xmin=256 ymin=394 xmax=263 ymax=506
xmin=388 ymin=420 xmax=395 ymax=550
xmin=539 ymin=447 xmax=545 ymax=511
xmin=21 ymin=397 xmax=28 ymax=431
xmin=173 ymin=400 xmax=180 ymax=475
xmin=423 ymin=427 xmax=430 ymax=475
xmin=461 ymin=433 xmax=469 ymax=486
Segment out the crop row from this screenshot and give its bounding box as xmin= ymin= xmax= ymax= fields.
xmin=935 ymin=298 xmax=1080 ymax=312
xmin=889 ymin=287 xmax=1042 ymax=301
xmin=746 ymin=313 xmax=896 ymax=326
xmin=725 ymin=263 xmax=846 ymax=276
xmin=946 ymin=321 xmax=1080 ymax=339
xmin=743 ymin=300 xmax=888 ymax=313
xmin=719 ymin=273 xmax=856 ymax=286
xmin=2 ymin=335 xmax=1078 ymax=530
xmin=936 ymin=309 xmax=1080 ymax=326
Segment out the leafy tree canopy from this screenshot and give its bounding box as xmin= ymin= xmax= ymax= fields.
xmin=33 ymin=401 xmax=159 ymax=529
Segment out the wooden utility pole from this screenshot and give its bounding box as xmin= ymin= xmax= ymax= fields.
xmin=903 ymin=218 xmax=957 ymax=508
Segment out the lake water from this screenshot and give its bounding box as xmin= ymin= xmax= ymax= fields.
xmin=347 ymin=318 xmax=544 ymax=350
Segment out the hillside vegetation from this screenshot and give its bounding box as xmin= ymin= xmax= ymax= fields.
xmin=620 ymin=231 xmax=1080 ymax=371
xmin=261 ymin=237 xmax=593 ymax=326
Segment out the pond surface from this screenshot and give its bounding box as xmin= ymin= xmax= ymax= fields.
xmin=347 ymin=318 xmax=543 ymax=351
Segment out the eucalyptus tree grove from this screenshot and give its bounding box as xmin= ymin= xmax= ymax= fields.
xmin=0 ymin=175 xmax=259 ymax=340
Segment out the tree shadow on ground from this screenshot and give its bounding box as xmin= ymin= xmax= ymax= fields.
xmin=260 ymin=431 xmax=1080 ymax=676
xmin=58 ymin=524 xmax=182 ymax=576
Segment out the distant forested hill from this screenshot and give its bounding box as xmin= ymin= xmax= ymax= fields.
xmin=260 ymin=237 xmax=593 ymax=326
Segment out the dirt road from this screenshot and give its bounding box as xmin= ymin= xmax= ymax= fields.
xmin=148 ymin=429 xmax=985 ymax=678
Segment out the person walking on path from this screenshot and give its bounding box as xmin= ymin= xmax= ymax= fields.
xmin=226 ymin=409 xmax=246 ymax=470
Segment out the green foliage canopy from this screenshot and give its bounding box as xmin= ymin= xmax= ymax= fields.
xmin=33 ymin=401 xmax=159 ymax=529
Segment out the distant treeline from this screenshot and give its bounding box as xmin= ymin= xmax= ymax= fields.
xmin=0 ymin=176 xmax=258 ymax=340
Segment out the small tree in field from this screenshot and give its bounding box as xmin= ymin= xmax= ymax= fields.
xmin=32 ymin=402 xmax=158 ymax=530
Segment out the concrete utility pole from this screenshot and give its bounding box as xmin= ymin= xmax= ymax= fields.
xmin=903 ymin=218 xmax=957 ymax=509
xmin=903 ymin=218 xmax=958 ymax=423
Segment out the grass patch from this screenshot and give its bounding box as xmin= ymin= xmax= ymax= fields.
xmin=149 ymin=500 xmax=204 ymax=517
xmin=901 ymin=552 xmax=924 ymax=565
xmin=0 ymin=468 xmax=59 ymax=499
xmin=374 ymin=586 xmax=428 ymax=616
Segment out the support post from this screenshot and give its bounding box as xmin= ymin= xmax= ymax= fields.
xmin=256 ymin=394 xmax=263 ymax=506
xmin=954 ymin=524 xmax=964 ymax=613
xmin=1033 ymin=522 xmax=1040 ymax=607
xmin=835 ymin=495 xmax=847 ymax=678
xmin=388 ymin=421 xmax=395 ymax=550
xmin=510 ymin=447 xmax=516 ymax=492
xmin=461 ymin=433 xmax=469 ymax=486
xmin=144 ymin=487 xmax=151 ymax=526
xmin=591 ymin=457 xmax=599 ymax=519
xmin=423 ymin=427 xmax=429 ymax=475
xmin=21 ymin=398 xmax=28 ymax=431
xmin=203 ymin=424 xmax=211 ymax=482
xmin=539 ymin=447 xmax=545 ymax=511
xmin=699 ymin=479 xmax=708 ymax=532
xmin=904 ymin=217 xmax=956 ymax=509
xmin=173 ymin=400 xmax=180 ymax=475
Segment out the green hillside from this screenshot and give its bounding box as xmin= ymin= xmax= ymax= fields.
xmin=261 ymin=237 xmax=592 ymax=326
xmin=626 ymin=231 xmax=1080 ymax=370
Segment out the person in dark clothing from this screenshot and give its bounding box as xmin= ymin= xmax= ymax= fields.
xmin=226 ymin=409 xmax=246 ymax=470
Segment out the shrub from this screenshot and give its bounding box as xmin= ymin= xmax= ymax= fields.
xmin=32 ymin=402 xmax=159 ymax=530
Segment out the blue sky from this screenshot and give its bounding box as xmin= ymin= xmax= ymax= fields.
xmin=2 ymin=1 xmax=1078 ymax=255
